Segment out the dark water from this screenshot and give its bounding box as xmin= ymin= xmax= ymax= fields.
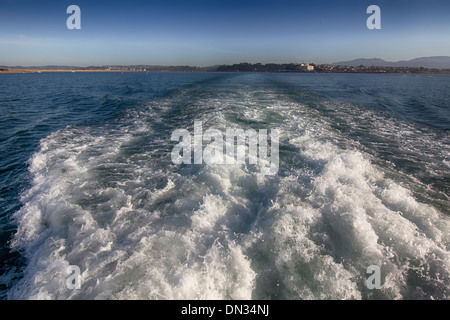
xmin=0 ymin=72 xmax=449 ymax=299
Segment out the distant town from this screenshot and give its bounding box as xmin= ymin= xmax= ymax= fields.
xmin=1 ymin=62 xmax=450 ymax=74
xmin=214 ymin=62 xmax=450 ymax=74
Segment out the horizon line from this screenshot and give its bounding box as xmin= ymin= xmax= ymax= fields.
xmin=3 ymin=55 xmax=450 ymax=69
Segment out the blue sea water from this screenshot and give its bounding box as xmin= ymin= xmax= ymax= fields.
xmin=0 ymin=72 xmax=449 ymax=299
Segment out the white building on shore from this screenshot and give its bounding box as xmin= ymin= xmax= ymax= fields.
xmin=300 ymin=63 xmax=314 ymax=71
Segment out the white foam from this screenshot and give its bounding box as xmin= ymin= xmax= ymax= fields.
xmin=7 ymin=84 xmax=450 ymax=300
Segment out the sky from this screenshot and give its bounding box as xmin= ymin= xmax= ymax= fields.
xmin=0 ymin=0 xmax=449 ymax=66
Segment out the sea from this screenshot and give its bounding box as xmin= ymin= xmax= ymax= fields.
xmin=0 ymin=72 xmax=449 ymax=300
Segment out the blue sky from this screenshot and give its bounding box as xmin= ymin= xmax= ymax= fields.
xmin=0 ymin=0 xmax=449 ymax=66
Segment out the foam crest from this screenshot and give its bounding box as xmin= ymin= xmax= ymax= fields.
xmin=288 ymin=129 xmax=449 ymax=299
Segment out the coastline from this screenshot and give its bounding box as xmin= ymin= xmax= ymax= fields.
xmin=2 ymin=66 xmax=450 ymax=75
xmin=0 ymin=69 xmax=119 ymax=74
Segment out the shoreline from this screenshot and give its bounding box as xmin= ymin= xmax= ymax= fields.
xmin=0 ymin=69 xmax=119 ymax=74
xmin=2 ymin=69 xmax=450 ymax=75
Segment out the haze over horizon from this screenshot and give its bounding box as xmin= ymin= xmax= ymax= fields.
xmin=1 ymin=0 xmax=449 ymax=67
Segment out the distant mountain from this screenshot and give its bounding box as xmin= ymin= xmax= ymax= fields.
xmin=332 ymin=58 xmax=388 ymax=67
xmin=394 ymin=57 xmax=450 ymax=69
xmin=332 ymin=56 xmax=450 ymax=69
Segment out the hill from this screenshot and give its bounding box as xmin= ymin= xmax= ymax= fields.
xmin=332 ymin=56 xmax=450 ymax=69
